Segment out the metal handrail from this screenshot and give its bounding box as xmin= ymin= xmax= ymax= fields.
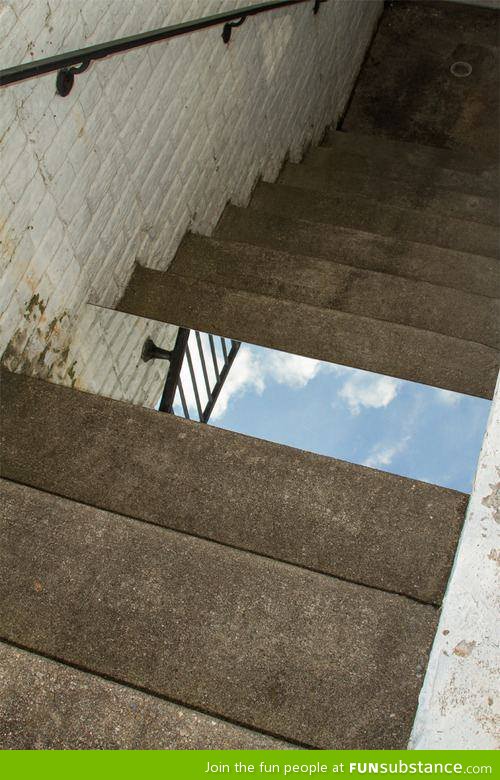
xmin=157 ymin=327 xmax=191 ymax=414
xmin=0 ymin=0 xmax=326 ymax=96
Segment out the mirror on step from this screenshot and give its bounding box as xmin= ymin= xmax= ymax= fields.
xmin=150 ymin=324 xmax=490 ymax=495
xmin=71 ymin=307 xmax=489 ymax=494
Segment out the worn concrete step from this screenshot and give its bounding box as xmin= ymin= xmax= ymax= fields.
xmin=0 ymin=479 xmax=439 ymax=749
xmin=215 ymin=207 xmax=500 ymax=300
xmin=321 ymin=132 xmax=498 ymax=189
xmin=117 ymin=268 xmax=498 ymax=399
xmin=248 ymin=182 xmax=499 ymax=259
xmin=279 ymin=156 xmax=499 ymax=226
xmin=0 ymin=641 xmax=292 ymax=750
xmin=0 ymin=369 xmax=466 ymax=604
xmin=171 ymin=235 xmax=500 ymax=349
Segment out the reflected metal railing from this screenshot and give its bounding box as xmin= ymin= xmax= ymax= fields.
xmin=143 ymin=328 xmax=240 ymax=423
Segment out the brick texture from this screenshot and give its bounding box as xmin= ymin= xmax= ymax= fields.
xmin=0 ymin=0 xmax=382 ymax=400
xmin=63 ymin=305 xmax=178 ymax=408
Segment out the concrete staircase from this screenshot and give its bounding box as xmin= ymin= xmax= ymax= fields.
xmin=2 ymin=0 xmax=500 ymax=741
xmin=0 ymin=369 xmax=464 ymax=749
xmin=118 ymin=133 xmax=499 ymax=400
xmin=2 ymin=125 xmax=498 ymax=748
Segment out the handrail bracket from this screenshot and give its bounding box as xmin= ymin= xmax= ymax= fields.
xmin=222 ymin=15 xmax=248 ymax=44
xmin=56 ymin=59 xmax=91 ymax=97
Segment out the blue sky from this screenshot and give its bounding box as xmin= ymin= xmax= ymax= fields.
xmin=173 ymin=333 xmax=491 ymax=494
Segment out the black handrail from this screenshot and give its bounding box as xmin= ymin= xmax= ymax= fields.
xmin=0 ymin=0 xmax=326 ymax=97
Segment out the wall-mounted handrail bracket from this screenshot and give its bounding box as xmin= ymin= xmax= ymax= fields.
xmin=313 ymin=0 xmax=323 ymax=14
xmin=222 ymin=15 xmax=247 ymax=44
xmin=141 ymin=337 xmax=172 ymax=362
xmin=56 ymin=59 xmax=91 ymax=97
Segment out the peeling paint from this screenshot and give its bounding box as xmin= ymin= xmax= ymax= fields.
xmin=482 ymin=479 xmax=500 ymax=522
xmin=67 ymin=360 xmax=78 ymax=387
xmin=488 ymin=549 xmax=500 ymax=565
xmin=0 ymin=219 xmax=20 ymax=266
xmin=1 ymin=306 xmax=76 ymax=386
xmin=453 ymin=640 xmax=476 ymax=658
xmin=24 ymin=293 xmax=46 ymax=319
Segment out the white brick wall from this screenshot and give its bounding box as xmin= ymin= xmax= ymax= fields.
xmin=1 ymin=0 xmax=382 ymax=399
xmin=63 ymin=305 xmax=178 ymax=408
xmin=410 ymin=371 xmax=500 ymax=749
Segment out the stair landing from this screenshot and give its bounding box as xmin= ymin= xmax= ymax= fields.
xmin=342 ymin=0 xmax=500 ymax=162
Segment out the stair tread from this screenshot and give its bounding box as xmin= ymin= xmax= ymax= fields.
xmin=321 ymin=132 xmax=498 ymax=184
xmin=0 ymin=479 xmax=439 ymax=749
xmin=279 ymin=156 xmax=499 ymax=226
xmin=215 ymin=207 xmax=499 ymax=300
xmin=117 ymin=267 xmax=499 ymax=399
xmin=0 ymin=368 xmax=466 ymax=604
xmin=171 ymin=235 xmax=500 ymax=349
xmin=248 ymin=182 xmax=499 ymax=258
xmin=0 ymin=641 xmax=290 ymax=750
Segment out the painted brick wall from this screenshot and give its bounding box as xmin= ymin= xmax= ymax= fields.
xmin=1 ymin=0 xmax=382 ymax=401
xmin=62 ymin=305 xmax=178 ymax=408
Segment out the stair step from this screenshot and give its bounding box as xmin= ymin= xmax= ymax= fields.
xmin=0 ymin=369 xmax=466 ymax=604
xmin=0 ymin=479 xmax=439 ymax=749
xmin=279 ymin=155 xmax=499 ymax=226
xmin=0 ymin=641 xmax=291 ymax=749
xmin=117 ymin=268 xmax=498 ymax=399
xmin=248 ymin=183 xmax=498 ymax=258
xmin=215 ymin=207 xmax=500 ymax=300
xmin=321 ymin=132 xmax=498 ymax=188
xmin=171 ymin=235 xmax=500 ymax=349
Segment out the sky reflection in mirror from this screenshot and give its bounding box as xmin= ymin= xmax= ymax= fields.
xmin=172 ymin=330 xmax=490 ymax=494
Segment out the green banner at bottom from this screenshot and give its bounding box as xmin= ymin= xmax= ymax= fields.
xmin=0 ymin=750 xmax=498 ymax=780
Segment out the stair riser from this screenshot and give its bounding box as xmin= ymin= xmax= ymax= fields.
xmin=172 ymin=237 xmax=500 ymax=349
xmin=0 ymin=369 xmax=466 ymax=605
xmin=215 ymin=208 xmax=500 ymax=300
xmin=280 ymin=163 xmax=499 ymax=226
xmin=0 ymin=480 xmax=440 ymax=749
xmin=0 ymin=642 xmax=291 ymax=749
xmin=249 ymin=183 xmax=499 ymax=259
xmin=118 ymin=269 xmax=499 ymax=399
xmin=318 ymin=138 xmax=499 ymax=194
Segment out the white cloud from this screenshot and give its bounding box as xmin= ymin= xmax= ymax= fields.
xmin=174 ymin=335 xmax=399 ymax=424
xmin=212 ymin=349 xmax=327 ymax=419
xmin=182 ymin=342 xmax=335 ymax=420
xmin=363 ymin=435 xmax=410 ymax=469
xmin=338 ymin=373 xmax=401 ymax=416
xmin=434 ymin=388 xmax=460 ymax=406
xmin=264 ymin=351 xmax=324 ymax=388
xmin=210 ymin=346 xmax=265 ymax=419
